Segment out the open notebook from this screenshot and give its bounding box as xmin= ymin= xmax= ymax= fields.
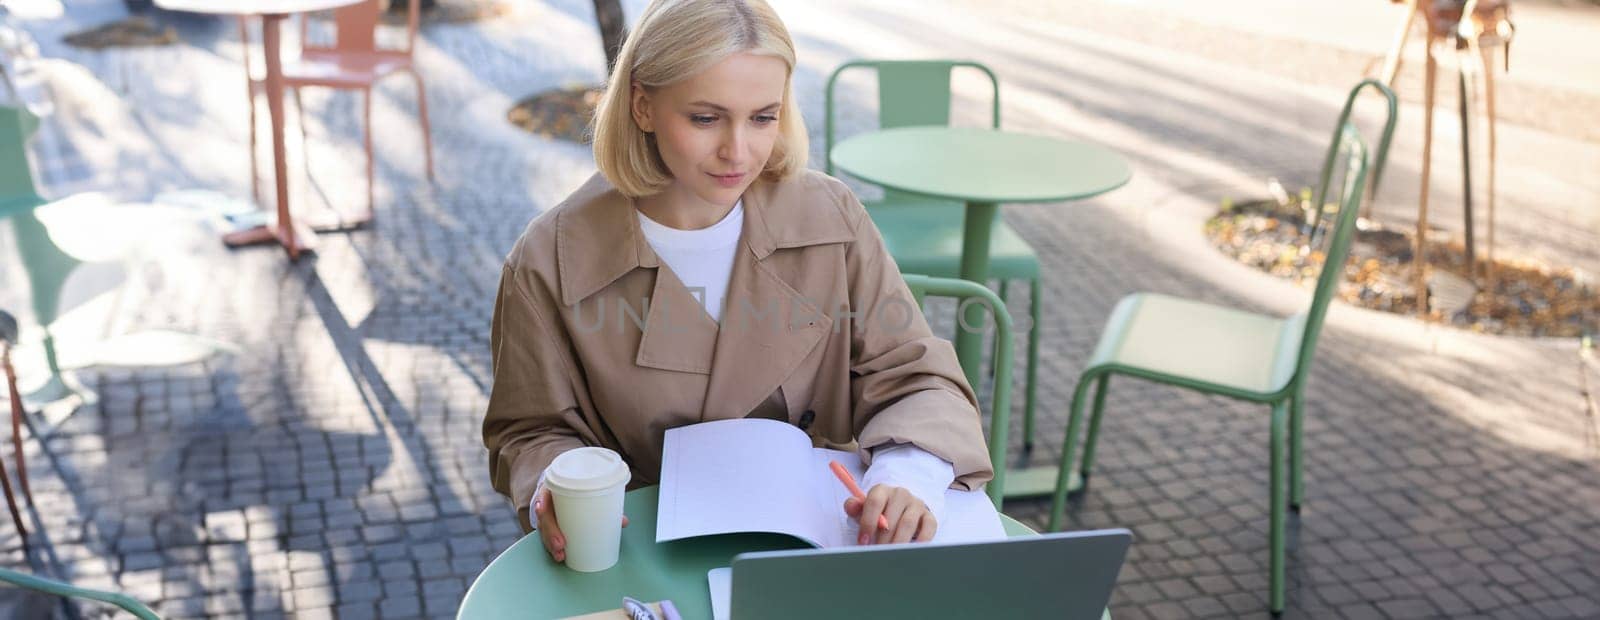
xmin=657 ymin=418 xmax=1005 ymax=548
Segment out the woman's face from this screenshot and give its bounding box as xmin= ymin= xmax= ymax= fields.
xmin=632 ymin=52 xmax=788 ymax=212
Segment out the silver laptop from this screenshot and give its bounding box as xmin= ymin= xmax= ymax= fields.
xmin=712 ymin=528 xmax=1132 ymax=620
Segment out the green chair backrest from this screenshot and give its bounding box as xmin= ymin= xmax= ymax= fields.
xmin=824 ymin=60 xmax=1000 ymax=201
xmin=0 ymin=103 xmax=44 ymax=211
xmin=899 ymin=273 xmax=1013 ymax=508
xmin=1288 ymin=80 xmax=1398 ymax=392
xmin=0 ymin=567 xmax=161 ymax=619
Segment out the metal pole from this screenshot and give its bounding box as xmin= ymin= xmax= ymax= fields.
xmin=1459 ymin=63 xmax=1476 ymax=276
xmin=1417 ymin=34 xmax=1438 ymax=315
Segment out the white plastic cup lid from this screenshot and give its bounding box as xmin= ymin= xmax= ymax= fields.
xmin=545 ymin=447 xmax=630 ymax=495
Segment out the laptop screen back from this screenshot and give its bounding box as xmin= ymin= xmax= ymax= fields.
xmin=729 ymin=528 xmax=1132 ymax=620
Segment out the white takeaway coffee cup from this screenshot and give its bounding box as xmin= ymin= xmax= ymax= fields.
xmin=544 ymin=447 xmax=631 ymax=572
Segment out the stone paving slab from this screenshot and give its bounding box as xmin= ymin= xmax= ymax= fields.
xmin=0 ymin=0 xmax=1597 ymax=618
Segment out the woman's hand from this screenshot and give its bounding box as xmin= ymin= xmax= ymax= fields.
xmin=842 ymin=484 xmax=937 ymax=545
xmin=532 ymin=485 xmax=630 ymax=563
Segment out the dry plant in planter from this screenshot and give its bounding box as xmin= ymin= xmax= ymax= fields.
xmin=1206 ymin=195 xmax=1598 ymax=338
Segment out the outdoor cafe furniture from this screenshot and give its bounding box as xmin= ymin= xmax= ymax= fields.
xmin=151 ymin=0 xmax=367 ymax=260
xmin=2 ymin=105 xmax=238 ymax=404
xmin=1046 ymin=81 xmax=1399 ymax=613
xmin=0 ymin=567 xmax=159 ymax=619
xmin=0 ymin=102 xmax=75 ymax=402
xmin=456 ymin=486 xmax=1043 ymax=620
xmin=1 ymin=103 xmax=81 ymax=538
xmin=0 ymin=310 xmax=33 ymax=541
xmin=901 ymin=274 xmax=1017 ymax=505
xmin=824 ymin=59 xmax=1049 ymax=456
xmin=237 ymin=0 xmax=435 ymax=218
xmin=828 ymin=125 xmax=1131 ymax=475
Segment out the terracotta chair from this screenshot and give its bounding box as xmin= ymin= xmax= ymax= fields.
xmin=238 ymin=0 xmax=435 ymax=220
xmin=0 ymin=310 xmax=34 ymax=543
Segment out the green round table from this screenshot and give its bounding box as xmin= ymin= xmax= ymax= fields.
xmin=458 ymin=486 xmax=1039 ymax=619
xmin=829 ymin=126 xmax=1132 ymax=387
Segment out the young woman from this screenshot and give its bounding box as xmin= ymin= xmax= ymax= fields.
xmin=482 ymin=0 xmax=992 ymax=564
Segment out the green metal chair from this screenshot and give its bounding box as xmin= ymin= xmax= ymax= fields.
xmin=1 ymin=104 xmax=77 ymax=400
xmin=1046 ymin=80 xmax=1398 ymax=614
xmin=0 ymin=567 xmax=160 ymax=619
xmin=826 ymin=61 xmax=1046 ymax=461
xmin=0 ymin=103 xmax=43 ymax=209
xmin=900 ymin=274 xmax=1015 ymax=509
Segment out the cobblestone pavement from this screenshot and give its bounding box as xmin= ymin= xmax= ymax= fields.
xmin=1 ymin=0 xmax=1597 ymax=618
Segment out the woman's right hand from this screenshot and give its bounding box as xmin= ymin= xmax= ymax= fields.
xmin=533 ymin=485 xmax=630 ymax=562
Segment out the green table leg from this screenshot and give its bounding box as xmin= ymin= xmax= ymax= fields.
xmin=955 ymin=201 xmax=997 ymax=389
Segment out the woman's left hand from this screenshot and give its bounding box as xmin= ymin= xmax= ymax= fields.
xmin=843 ymin=484 xmax=937 ymax=544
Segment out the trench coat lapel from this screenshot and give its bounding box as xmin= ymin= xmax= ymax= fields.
xmin=554 ymin=173 xmax=856 ymax=417
xmin=700 ymin=178 xmax=855 ymax=420
xmin=634 ymin=262 xmax=719 ymax=375
xmin=558 ymin=176 xmax=721 ymax=375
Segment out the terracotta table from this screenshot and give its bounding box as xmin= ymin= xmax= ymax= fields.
xmin=154 ymin=0 xmax=366 ymax=259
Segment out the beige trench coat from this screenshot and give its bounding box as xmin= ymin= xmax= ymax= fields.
xmin=483 ymin=170 xmax=993 ymax=532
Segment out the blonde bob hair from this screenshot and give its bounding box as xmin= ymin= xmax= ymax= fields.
xmin=591 ymin=0 xmax=808 ymax=198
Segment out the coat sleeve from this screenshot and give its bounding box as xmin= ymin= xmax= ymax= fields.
xmin=833 ymin=181 xmax=996 ymax=492
xmin=482 ymin=264 xmax=594 ymax=533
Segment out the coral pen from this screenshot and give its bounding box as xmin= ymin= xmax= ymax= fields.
xmin=829 ymin=460 xmax=891 ymax=532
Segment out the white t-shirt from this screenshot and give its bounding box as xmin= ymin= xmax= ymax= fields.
xmin=636 ymin=201 xmax=744 ymax=322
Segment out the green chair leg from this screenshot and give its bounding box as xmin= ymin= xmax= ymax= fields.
xmin=1048 ymin=369 xmax=1100 ymax=531
xmin=1290 ymin=390 xmax=1305 ymax=510
xmin=1270 ymin=401 xmax=1289 ymax=614
xmin=1078 ymin=374 xmax=1111 ymax=480
xmin=1022 ymin=277 xmax=1041 ymax=455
